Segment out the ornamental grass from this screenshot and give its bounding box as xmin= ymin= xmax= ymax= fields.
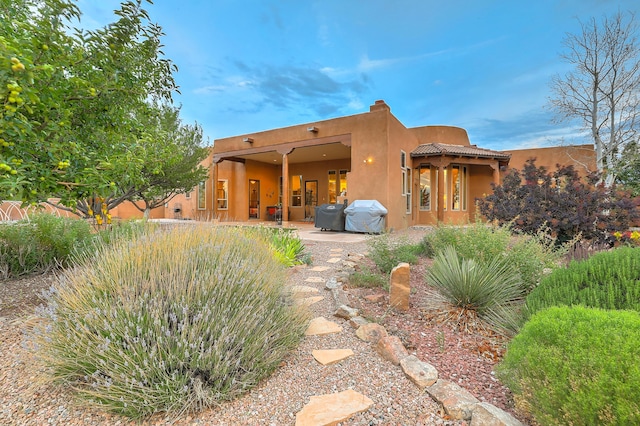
xmin=32 ymin=224 xmax=309 ymax=419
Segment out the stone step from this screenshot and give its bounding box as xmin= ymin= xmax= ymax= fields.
xmin=312 ymin=349 xmax=354 ymax=365
xmin=305 ymin=317 xmax=343 ymax=336
xmin=295 ymin=389 xmax=373 ymax=426
xmin=297 ymin=296 xmax=324 ymax=307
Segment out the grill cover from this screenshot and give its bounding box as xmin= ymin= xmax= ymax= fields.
xmin=314 ymin=204 xmax=346 ymax=231
xmin=344 ymin=200 xmax=387 ymax=233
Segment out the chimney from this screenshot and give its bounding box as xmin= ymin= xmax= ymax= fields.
xmin=370 ymin=99 xmax=390 ymax=112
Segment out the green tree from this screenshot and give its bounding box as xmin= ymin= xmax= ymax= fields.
xmin=130 ymin=104 xmax=210 ymax=218
xmin=0 ymin=0 xmax=180 ymax=211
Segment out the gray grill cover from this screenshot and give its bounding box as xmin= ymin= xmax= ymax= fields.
xmin=344 ymin=200 xmax=387 ymax=233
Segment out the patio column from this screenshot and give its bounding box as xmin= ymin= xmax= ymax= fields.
xmin=279 ymin=147 xmax=294 ymax=223
xmin=491 ymin=162 xmax=500 ymax=185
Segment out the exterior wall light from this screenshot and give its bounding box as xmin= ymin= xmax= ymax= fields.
xmin=363 ymin=157 xmax=373 ymax=164
xmin=307 ymin=126 xmax=319 ymax=133
xmin=243 ymin=137 xmax=254 ymax=143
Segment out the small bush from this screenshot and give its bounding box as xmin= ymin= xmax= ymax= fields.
xmin=368 ymin=233 xmax=421 ymax=274
xmin=426 ymin=245 xmax=524 ymax=333
xmin=422 ymin=221 xmax=510 ymax=262
xmin=243 ymin=226 xmax=307 ymax=267
xmin=526 ymin=246 xmax=640 ymax=316
xmin=0 ymin=213 xmax=93 ymax=278
xmin=423 ymin=222 xmax=565 ymax=292
xmin=33 ymin=225 xmax=308 ymax=419
xmin=349 ymin=266 xmax=387 ymax=289
xmin=497 ymin=306 xmax=640 ymax=425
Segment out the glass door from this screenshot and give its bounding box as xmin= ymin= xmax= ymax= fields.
xmin=305 ymin=180 xmax=318 ymax=220
xmin=249 ymin=179 xmax=260 ymax=219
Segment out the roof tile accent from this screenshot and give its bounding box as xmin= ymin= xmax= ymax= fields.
xmin=411 ymin=143 xmax=510 ymax=160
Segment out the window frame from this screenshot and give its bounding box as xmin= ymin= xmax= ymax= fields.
xmin=216 ymin=179 xmax=228 ymax=210
xmin=197 ymin=180 xmax=207 ymax=210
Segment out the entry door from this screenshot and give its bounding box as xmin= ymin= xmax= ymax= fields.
xmin=305 ymin=180 xmax=318 ymax=219
xmin=249 ymin=179 xmax=260 ymax=219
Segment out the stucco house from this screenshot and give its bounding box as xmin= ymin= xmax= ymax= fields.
xmin=163 ymin=100 xmax=595 ymax=230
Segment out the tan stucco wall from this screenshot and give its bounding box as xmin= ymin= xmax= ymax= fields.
xmin=408 ymin=125 xmax=471 ymax=146
xmin=506 ymin=144 xmax=596 ymax=175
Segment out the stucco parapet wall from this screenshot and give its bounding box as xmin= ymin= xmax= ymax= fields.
xmin=212 ymin=133 xmax=352 ymax=162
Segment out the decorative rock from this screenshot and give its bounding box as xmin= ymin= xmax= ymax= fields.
xmin=400 ymin=355 xmax=438 ymax=388
xmin=291 ymin=285 xmax=320 ymax=294
xmin=389 ymin=262 xmax=410 ymax=311
xmin=470 ymin=402 xmax=525 ymax=426
xmin=335 ymin=272 xmax=350 ymax=283
xmin=334 ymin=305 xmax=359 ymax=319
xmin=349 ymin=316 xmax=369 ymax=328
xmin=364 ymin=294 xmax=385 ymax=303
xmin=355 ymin=322 xmax=388 ymax=343
xmin=375 ymin=335 xmax=409 ymax=365
xmin=295 ymin=389 xmax=373 ymax=426
xmin=305 ymin=317 xmax=343 ymax=336
xmin=299 ymin=296 xmax=324 ymax=306
xmin=342 ymin=260 xmax=357 ymax=268
xmin=325 ymin=277 xmax=340 ymax=290
xmin=312 ymin=349 xmax=355 ymax=365
xmin=305 ymin=276 xmax=325 ymax=283
xmin=331 ymin=287 xmax=350 ymax=308
xmin=426 ymin=379 xmax=480 ymax=421
xmin=347 ymin=253 xmax=364 ymax=262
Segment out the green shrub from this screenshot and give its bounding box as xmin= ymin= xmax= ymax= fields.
xmin=349 ymin=266 xmax=387 ymax=289
xmin=33 ymin=225 xmax=309 ymax=419
xmin=423 ymin=222 xmax=566 ymax=292
xmin=367 ymin=233 xmax=421 ymax=274
xmin=426 ymin=245 xmax=524 ymax=334
xmin=497 ymin=306 xmax=640 ymax=425
xmin=526 ymin=246 xmax=640 ymax=316
xmin=243 ymin=226 xmax=307 ymax=267
xmin=0 ymin=213 xmax=93 ymax=278
xmin=423 ymin=221 xmax=510 ymax=262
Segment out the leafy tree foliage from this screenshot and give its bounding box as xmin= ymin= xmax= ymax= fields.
xmin=477 ymin=159 xmax=639 ymax=244
xmin=129 ymin=104 xmax=209 ymax=218
xmin=1 ymin=0 xmax=206 ymax=218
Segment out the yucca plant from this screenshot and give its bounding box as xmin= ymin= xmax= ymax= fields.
xmin=32 ymin=225 xmax=309 ymax=419
xmin=426 ymin=245 xmax=524 ymax=334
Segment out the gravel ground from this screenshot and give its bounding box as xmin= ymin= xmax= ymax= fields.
xmin=0 ymin=229 xmax=470 ymax=425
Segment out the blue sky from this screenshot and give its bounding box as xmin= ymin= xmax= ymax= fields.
xmin=76 ymin=0 xmax=638 ymax=150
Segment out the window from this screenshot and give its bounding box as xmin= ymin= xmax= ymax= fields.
xmin=401 ymin=150 xmax=411 ymax=213
xmin=291 ymin=175 xmax=302 ymax=207
xmin=450 ymin=165 xmax=468 ymax=211
xmin=216 ymin=180 xmax=228 ymax=210
xmin=197 ymin=181 xmax=206 ymax=210
xmin=339 ymin=169 xmax=348 ymax=196
xmin=328 ymin=170 xmax=337 ymax=203
xmin=419 ymin=165 xmax=431 ymax=210
xmin=405 ymin=168 xmax=412 ymax=213
xmin=327 ymin=169 xmax=349 ymax=203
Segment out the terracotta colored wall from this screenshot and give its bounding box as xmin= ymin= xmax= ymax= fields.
xmin=506 ymin=144 xmax=596 ymax=175
xmin=408 ymin=125 xmax=471 ymax=146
